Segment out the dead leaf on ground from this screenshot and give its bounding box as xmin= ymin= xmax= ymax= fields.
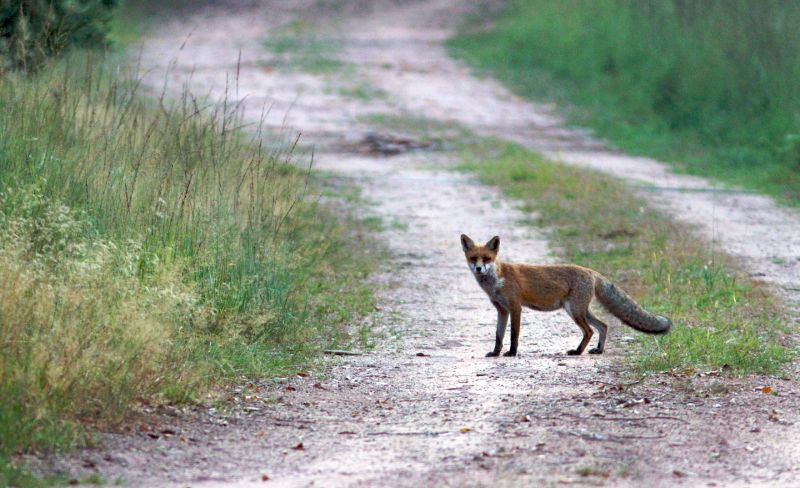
xmin=261 ymin=473 xmax=270 ymax=481
xmin=460 ymin=427 xmax=472 ymax=433
xmin=415 ymin=352 xmax=431 ymax=357
xmin=292 ymin=442 xmax=305 ymax=450
xmin=760 ymin=386 xmax=773 ymax=394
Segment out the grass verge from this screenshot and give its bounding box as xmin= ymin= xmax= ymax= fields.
xmin=0 ymin=51 xmax=379 ymax=482
xmin=264 ymin=20 xmax=346 ymax=74
xmin=458 ymin=139 xmax=794 ymax=374
xmin=448 ymin=0 xmax=800 ymax=204
xmin=262 ymin=19 xmax=387 ymax=103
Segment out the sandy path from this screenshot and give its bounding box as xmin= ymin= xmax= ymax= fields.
xmin=41 ymin=1 xmax=800 ymax=486
xmin=340 ymin=0 xmax=800 ymax=312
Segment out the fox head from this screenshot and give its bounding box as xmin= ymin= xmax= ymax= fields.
xmin=461 ymin=234 xmax=500 ymax=277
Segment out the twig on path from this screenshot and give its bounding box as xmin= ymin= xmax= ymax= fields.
xmin=567 ymin=413 xmax=687 ymax=424
xmin=588 ymin=377 xmax=645 ymax=388
xmin=271 ymin=420 xmax=316 ymax=427
xmin=558 ymin=429 xmax=667 ymax=443
xmin=528 ymin=413 xmax=687 ymax=424
xmin=616 ymin=433 xmax=667 ymax=440
xmin=367 ymin=431 xmax=449 ymax=437
xmin=323 ymin=349 xmax=363 ymax=356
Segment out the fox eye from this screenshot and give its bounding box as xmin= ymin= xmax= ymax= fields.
xmin=470 ymin=258 xmax=477 ymax=263
xmin=484 ymin=257 xmax=492 ymax=263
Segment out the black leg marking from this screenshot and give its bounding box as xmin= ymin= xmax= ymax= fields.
xmin=489 ymin=302 xmax=509 ymax=358
xmin=586 ymin=312 xmax=608 ymax=354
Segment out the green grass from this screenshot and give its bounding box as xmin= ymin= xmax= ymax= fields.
xmin=335 ymin=79 xmax=386 ymax=101
xmin=0 ymin=49 xmax=379 ymax=479
xmin=448 ymin=0 xmax=800 ymax=204
xmin=0 ymin=460 xmax=42 ymax=488
xmin=264 ymin=21 xmax=390 ymax=104
xmin=0 ymin=462 xmax=111 ymax=488
xmin=459 ymin=139 xmax=793 ymax=374
xmin=264 ymin=20 xmax=346 ymax=74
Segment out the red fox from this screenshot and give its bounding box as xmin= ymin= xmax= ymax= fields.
xmin=461 ymin=234 xmax=671 ymax=357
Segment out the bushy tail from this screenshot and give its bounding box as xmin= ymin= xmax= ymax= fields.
xmin=594 ymin=277 xmax=671 ymax=334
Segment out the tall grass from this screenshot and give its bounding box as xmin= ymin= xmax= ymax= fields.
xmin=449 ymin=0 xmax=800 ymax=203
xmin=0 ymin=53 xmax=377 ymax=468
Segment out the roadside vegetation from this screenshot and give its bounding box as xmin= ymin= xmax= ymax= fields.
xmin=0 ymin=9 xmax=377 ymax=488
xmin=449 ymin=0 xmax=800 ymax=204
xmin=459 ymin=140 xmax=793 ymax=374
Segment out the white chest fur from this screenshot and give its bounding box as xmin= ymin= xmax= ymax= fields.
xmin=474 ymin=263 xmax=505 ymax=301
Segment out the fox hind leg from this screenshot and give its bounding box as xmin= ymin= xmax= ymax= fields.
xmin=564 ymin=300 xmax=593 ymax=355
xmin=586 ymin=311 xmax=608 ymax=354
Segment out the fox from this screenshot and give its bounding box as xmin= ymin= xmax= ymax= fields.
xmin=461 ymin=234 xmax=671 ymax=357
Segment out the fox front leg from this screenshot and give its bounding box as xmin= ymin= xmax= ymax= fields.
xmin=504 ymin=303 xmax=522 ymax=356
xmin=487 ymin=301 xmax=509 ymax=357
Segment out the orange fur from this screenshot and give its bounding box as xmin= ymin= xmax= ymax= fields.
xmin=461 ymin=234 xmax=671 ymax=356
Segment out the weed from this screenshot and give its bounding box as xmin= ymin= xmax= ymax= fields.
xmin=575 ymin=462 xmax=610 ymax=478
xmin=336 ymin=80 xmax=386 ymax=101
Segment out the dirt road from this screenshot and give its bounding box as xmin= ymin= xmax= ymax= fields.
xmin=45 ymin=1 xmax=800 ymax=486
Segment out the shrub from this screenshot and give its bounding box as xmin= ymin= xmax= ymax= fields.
xmin=0 ymin=0 xmax=118 ymax=71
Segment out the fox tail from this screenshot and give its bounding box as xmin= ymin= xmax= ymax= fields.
xmin=594 ymin=276 xmax=671 ymax=334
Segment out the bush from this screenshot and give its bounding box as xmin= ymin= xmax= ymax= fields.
xmin=0 ymin=0 xmax=118 ymax=71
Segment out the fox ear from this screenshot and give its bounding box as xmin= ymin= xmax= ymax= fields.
xmin=460 ymin=234 xmax=475 ymax=252
xmin=486 ymin=236 xmax=500 ymax=252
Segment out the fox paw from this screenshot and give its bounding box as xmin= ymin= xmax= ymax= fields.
xmin=503 ymin=350 xmax=517 ymax=357
xmin=588 ymin=347 xmax=604 ymax=355
xmin=566 ymin=349 xmax=582 ymax=356
xmin=486 ymin=351 xmax=500 ymax=357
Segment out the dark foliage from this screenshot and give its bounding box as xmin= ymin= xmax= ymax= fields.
xmin=0 ymin=0 xmax=118 ymax=71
